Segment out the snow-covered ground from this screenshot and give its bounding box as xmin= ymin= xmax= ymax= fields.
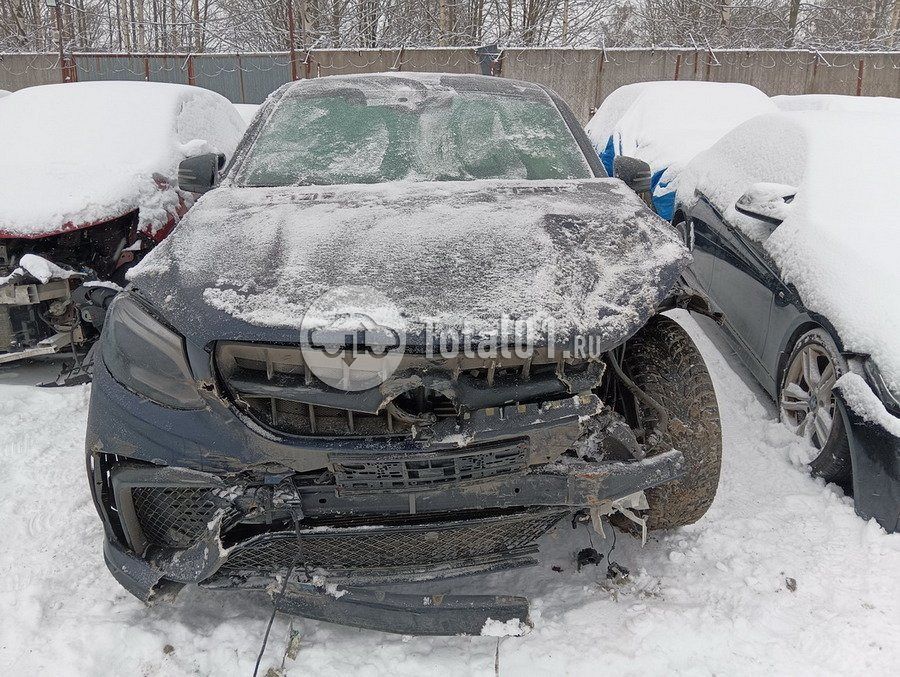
xmin=1 ymin=311 xmax=898 ymax=676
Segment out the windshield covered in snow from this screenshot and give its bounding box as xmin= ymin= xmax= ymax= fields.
xmin=234 ymin=76 xmax=593 ymax=186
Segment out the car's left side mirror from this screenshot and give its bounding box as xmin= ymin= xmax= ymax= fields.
xmin=178 ymin=153 xmax=226 ymax=194
xmin=734 ymin=182 xmax=797 ymax=226
xmin=614 ymin=155 xmax=652 ymax=194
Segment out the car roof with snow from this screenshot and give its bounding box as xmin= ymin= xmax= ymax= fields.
xmin=584 ymin=81 xmax=776 ymax=219
xmin=676 ymin=110 xmax=900 ymax=392
xmin=0 ymin=81 xmax=247 ymax=238
xmin=773 ymin=94 xmax=900 ymax=114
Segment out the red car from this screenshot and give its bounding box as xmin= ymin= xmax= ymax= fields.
xmin=0 ymin=81 xmax=246 ymax=371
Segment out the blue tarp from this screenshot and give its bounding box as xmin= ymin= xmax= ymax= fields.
xmin=595 ymin=134 xmax=675 ymax=221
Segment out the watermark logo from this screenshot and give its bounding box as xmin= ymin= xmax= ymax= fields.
xmin=299 ymin=285 xmax=611 ymax=391
xmin=299 ymin=286 xmax=407 ymax=391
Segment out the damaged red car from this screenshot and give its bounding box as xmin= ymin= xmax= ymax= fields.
xmin=0 ymin=81 xmax=245 ymax=377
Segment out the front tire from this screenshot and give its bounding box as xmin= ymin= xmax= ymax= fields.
xmin=622 ymin=315 xmax=723 ymax=531
xmin=779 ymin=329 xmax=851 ymax=483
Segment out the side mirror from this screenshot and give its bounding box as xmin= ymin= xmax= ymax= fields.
xmin=734 ymin=182 xmax=797 ymax=226
xmin=614 ymin=155 xmax=652 ymax=194
xmin=177 ymin=153 xmax=226 ymax=194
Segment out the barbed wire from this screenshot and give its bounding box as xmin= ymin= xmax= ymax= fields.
xmin=3 ymin=45 xmax=896 ymax=85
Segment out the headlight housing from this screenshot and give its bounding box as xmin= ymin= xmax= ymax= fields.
xmin=863 ymin=358 xmax=900 ymax=416
xmin=102 ymin=294 xmax=205 ymax=409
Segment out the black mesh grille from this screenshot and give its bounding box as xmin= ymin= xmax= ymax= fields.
xmin=220 ymin=509 xmax=566 ymax=573
xmin=131 ymin=486 xmax=231 ymax=549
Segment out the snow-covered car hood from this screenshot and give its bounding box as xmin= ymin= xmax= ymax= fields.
xmin=130 ymin=178 xmax=689 ymax=348
xmin=0 ymin=81 xmax=246 ymax=238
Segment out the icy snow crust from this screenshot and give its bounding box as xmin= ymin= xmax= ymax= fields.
xmin=0 ymin=81 xmax=246 ymax=237
xmin=584 ymin=81 xmax=776 ymax=187
xmin=677 ymin=111 xmax=900 ymax=392
xmin=131 ymin=178 xmax=689 ymax=347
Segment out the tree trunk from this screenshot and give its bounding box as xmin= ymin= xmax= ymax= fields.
xmin=787 ymin=0 xmax=800 ymax=46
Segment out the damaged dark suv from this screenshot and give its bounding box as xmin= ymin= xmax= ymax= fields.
xmin=86 ymin=73 xmax=722 ymax=636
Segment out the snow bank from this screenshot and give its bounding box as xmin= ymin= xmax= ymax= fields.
xmin=0 ymin=81 xmax=246 ymax=237
xmin=0 ymin=89 xmax=10 ymax=99
xmin=585 ymin=81 xmax=775 ymax=190
xmin=773 ymin=94 xmax=900 ymax=114
xmin=677 ymin=111 xmax=900 ymax=392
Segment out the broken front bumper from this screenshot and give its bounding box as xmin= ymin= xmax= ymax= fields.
xmin=87 ymin=353 xmax=684 ymax=634
xmin=93 ymin=449 xmax=683 ymax=632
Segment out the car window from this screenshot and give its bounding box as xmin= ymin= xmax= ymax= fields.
xmin=234 ymin=88 xmax=593 ymax=186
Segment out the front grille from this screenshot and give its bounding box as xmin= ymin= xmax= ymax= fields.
xmin=216 ymin=342 xmax=569 ymax=439
xmin=219 ymin=509 xmax=566 ymax=574
xmin=132 ymin=486 xmax=234 ymax=549
xmin=331 ymin=440 xmax=529 ymax=494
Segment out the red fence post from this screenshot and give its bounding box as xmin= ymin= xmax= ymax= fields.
xmin=856 ymin=59 xmax=865 ymax=96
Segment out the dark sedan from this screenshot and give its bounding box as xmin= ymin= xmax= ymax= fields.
xmin=666 ymin=112 xmax=900 ymax=533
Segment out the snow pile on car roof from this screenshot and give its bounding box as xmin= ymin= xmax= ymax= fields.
xmin=132 ymin=179 xmax=688 ymax=347
xmin=0 ymin=81 xmax=246 ymax=237
xmin=772 ymin=94 xmax=900 ymax=114
xmin=585 ymin=81 xmax=775 ymax=176
xmin=678 ymin=111 xmax=900 ymax=391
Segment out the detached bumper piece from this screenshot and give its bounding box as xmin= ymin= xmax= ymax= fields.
xmin=275 ymin=586 xmax=531 ymax=636
xmin=92 ymin=448 xmax=684 ymax=635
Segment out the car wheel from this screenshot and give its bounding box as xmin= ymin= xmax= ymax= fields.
xmin=779 ymin=328 xmax=852 ymax=482
xmin=620 ymin=315 xmax=723 ymax=531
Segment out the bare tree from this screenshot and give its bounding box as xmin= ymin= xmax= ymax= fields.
xmin=1 ymin=0 xmax=898 ymax=52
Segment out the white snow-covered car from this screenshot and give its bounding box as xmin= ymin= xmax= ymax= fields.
xmin=585 ymin=81 xmax=776 ymax=220
xmin=773 ymin=94 xmax=900 ymax=114
xmin=673 ymin=110 xmax=900 ymax=532
xmin=233 ymin=103 xmax=260 ymax=125
xmin=0 ymin=81 xmax=246 ymax=371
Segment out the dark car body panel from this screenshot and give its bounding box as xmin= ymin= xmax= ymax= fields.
xmin=679 ymin=194 xmax=900 ymax=533
xmin=87 ymin=73 xmax=697 ymax=634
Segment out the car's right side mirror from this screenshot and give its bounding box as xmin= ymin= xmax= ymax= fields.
xmin=613 ymin=155 xmax=652 ymax=194
xmin=177 ymin=153 xmax=225 ymax=194
xmin=734 ymin=182 xmax=797 ymax=226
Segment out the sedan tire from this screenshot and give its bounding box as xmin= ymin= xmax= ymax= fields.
xmin=779 ymin=328 xmax=852 ymax=483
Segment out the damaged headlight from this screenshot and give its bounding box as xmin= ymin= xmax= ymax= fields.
xmin=863 ymin=358 xmax=900 ymax=416
xmin=102 ymin=294 xmax=205 ymax=409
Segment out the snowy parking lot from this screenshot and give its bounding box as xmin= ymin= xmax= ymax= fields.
xmin=1 ymin=310 xmax=897 ymax=676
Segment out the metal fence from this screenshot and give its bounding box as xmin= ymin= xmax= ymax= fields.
xmin=2 ymin=48 xmax=898 ymax=122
